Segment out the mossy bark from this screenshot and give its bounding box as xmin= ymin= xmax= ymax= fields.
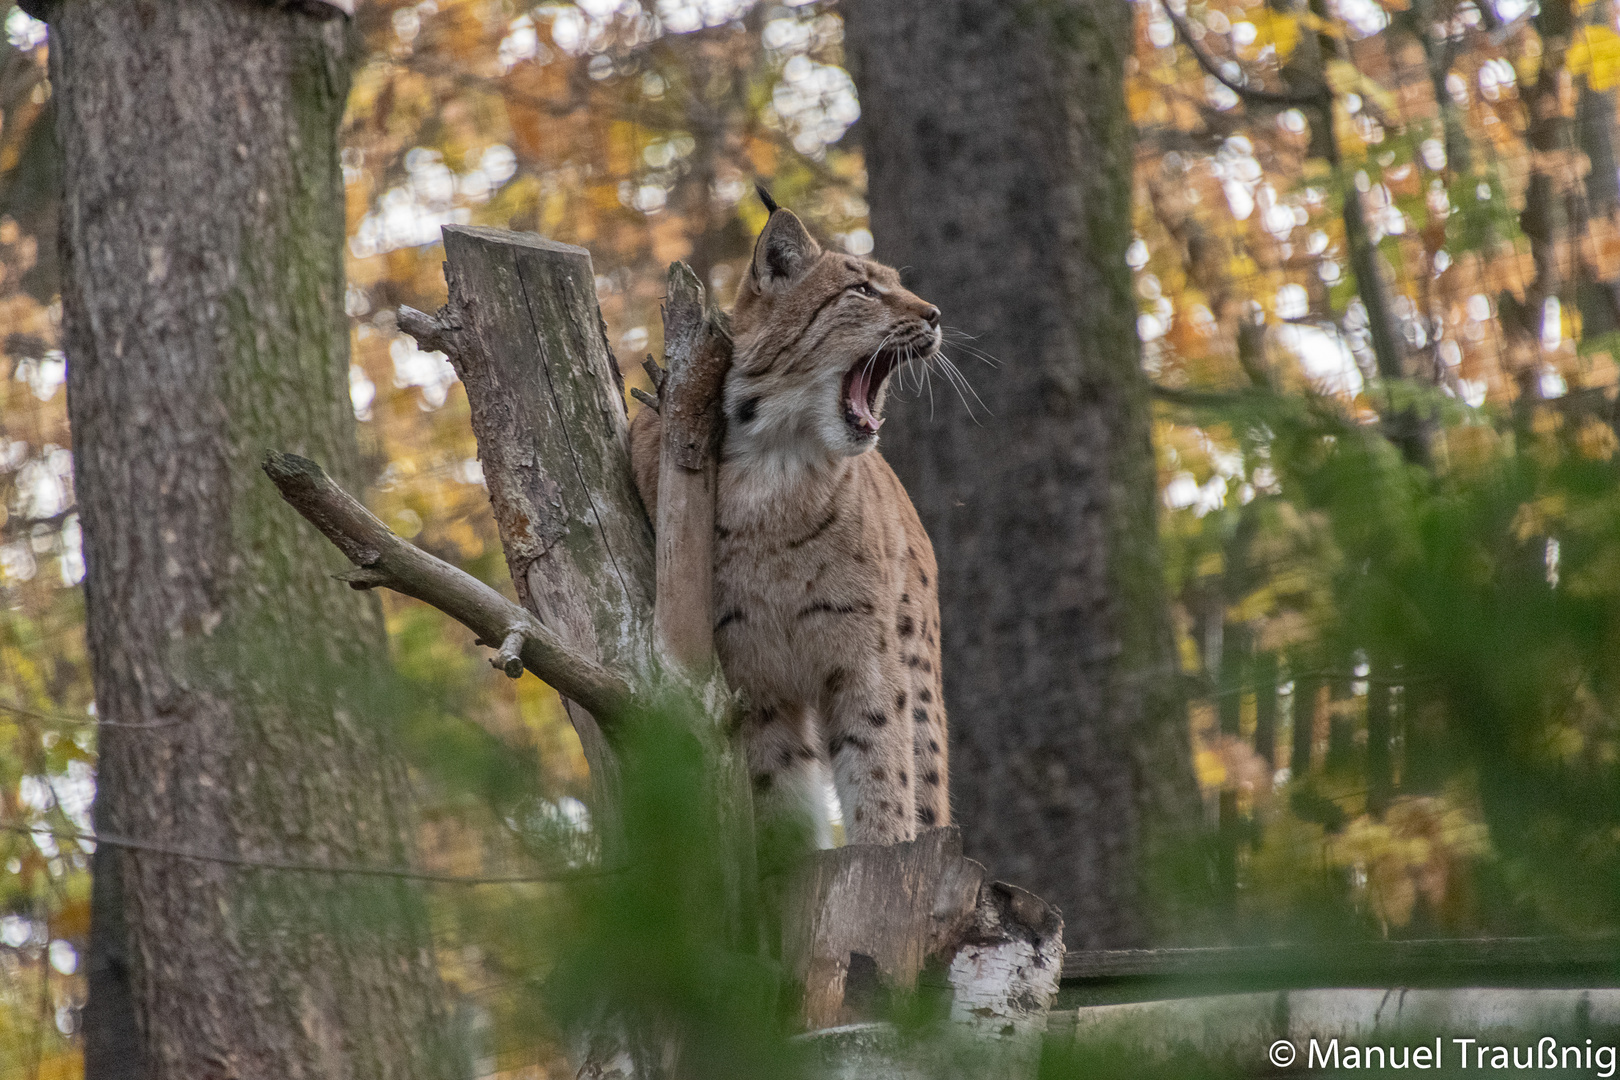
xmin=49 ymin=2 xmax=453 ymax=1077
xmin=843 ymin=0 xmax=1197 ymax=948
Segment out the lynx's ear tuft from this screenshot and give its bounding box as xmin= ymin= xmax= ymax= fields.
xmin=756 ymin=182 xmax=780 ymax=215
xmin=750 ymin=205 xmax=821 ymax=294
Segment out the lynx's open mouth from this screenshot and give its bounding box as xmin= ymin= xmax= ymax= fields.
xmin=842 ymin=351 xmax=899 ymax=437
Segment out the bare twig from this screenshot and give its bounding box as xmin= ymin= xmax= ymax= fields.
xmin=1162 ymin=2 xmax=1331 ymax=108
xmin=641 ymin=354 xmax=666 ymax=393
xmin=1151 ymin=383 xmax=1277 ymax=408
xmin=0 ymin=698 xmax=190 ymax=731
xmin=288 ymin=0 xmax=354 ymax=16
xmin=261 ymin=450 xmax=636 ymax=726
xmin=490 ymin=628 xmax=526 ymax=679
xmin=0 ymin=509 xmax=74 ymax=544
xmin=397 ymin=304 xmax=462 ymax=357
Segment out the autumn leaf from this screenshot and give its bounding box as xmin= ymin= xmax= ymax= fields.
xmin=1569 ymin=24 xmax=1620 ymax=91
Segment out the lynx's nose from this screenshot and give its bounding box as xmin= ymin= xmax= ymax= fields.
xmin=922 ymin=305 xmax=940 ymax=328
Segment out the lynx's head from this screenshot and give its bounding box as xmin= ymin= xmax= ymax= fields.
xmin=724 ymin=191 xmax=941 ymax=464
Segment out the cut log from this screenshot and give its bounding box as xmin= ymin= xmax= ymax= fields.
xmin=787 ymin=828 xmax=1064 ymax=1078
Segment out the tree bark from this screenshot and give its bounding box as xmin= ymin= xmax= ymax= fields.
xmin=51 ymin=2 xmax=452 ymax=1077
xmin=402 ymin=227 xmax=661 ymax=846
xmin=843 ymin=0 xmax=1197 ymax=948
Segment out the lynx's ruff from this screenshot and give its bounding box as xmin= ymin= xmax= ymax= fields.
xmin=631 ymin=195 xmax=947 ymax=845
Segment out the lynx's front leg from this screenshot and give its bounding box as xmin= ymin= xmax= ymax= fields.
xmin=819 ymin=653 xmax=917 ymax=844
xmin=745 ymin=699 xmax=835 ymax=853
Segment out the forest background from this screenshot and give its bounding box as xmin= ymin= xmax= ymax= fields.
xmin=4 ymin=0 xmax=1620 ymax=1073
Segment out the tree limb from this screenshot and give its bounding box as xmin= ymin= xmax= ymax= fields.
xmin=651 ymin=263 xmax=733 ymax=671
xmin=262 ymin=450 xmax=636 ymax=726
xmin=397 ymin=304 xmax=462 ymax=357
xmin=1162 ymin=2 xmax=1331 ymax=109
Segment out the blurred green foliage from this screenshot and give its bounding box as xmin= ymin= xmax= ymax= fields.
xmin=6 ymin=0 xmax=1620 ymax=1072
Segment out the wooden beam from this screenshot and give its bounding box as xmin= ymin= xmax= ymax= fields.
xmin=1062 ymin=937 xmax=1620 ymax=1001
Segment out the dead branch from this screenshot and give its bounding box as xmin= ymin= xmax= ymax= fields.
xmin=651 ymin=263 xmax=734 ymax=671
xmin=262 ymin=450 xmax=635 ymax=725
xmin=1162 ymin=2 xmax=1330 ymax=109
xmin=397 ymin=304 xmax=462 ymax=357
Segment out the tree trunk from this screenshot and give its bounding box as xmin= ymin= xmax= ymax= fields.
xmin=843 ymin=0 xmax=1197 ymax=949
xmin=49 ymin=2 xmax=452 ymax=1076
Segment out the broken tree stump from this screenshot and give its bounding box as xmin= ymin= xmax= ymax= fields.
xmin=401 ymin=227 xmax=658 ymax=832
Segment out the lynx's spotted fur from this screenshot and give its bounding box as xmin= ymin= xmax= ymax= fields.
xmin=631 ymin=196 xmax=947 ymax=845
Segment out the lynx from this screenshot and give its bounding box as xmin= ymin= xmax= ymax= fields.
xmin=631 ymin=192 xmax=947 ymax=846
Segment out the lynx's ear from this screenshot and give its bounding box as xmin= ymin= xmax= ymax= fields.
xmin=750 ymin=205 xmax=821 ymax=294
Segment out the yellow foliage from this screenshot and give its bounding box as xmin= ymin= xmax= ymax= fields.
xmin=1326 ymin=59 xmax=1363 ymax=97
xmin=1255 ymin=608 xmax=1313 ymax=652
xmin=33 ymin=1052 xmax=82 ymax=1080
xmin=1579 ymin=418 xmax=1618 ymax=461
xmin=1441 ymin=423 xmax=1502 ymax=478
xmin=1568 ymin=24 xmax=1620 ymax=91
xmin=1241 ymin=9 xmax=1300 ymax=61
xmin=1511 ymin=493 xmax=1568 ymax=541
xmin=1329 ymin=796 xmax=1491 ymax=930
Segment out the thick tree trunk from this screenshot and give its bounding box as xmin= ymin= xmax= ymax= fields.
xmin=843 ymin=0 xmax=1196 ymax=948
xmin=50 ymin=2 xmax=452 ymax=1077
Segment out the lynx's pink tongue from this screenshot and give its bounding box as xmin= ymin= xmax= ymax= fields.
xmin=847 ymin=366 xmax=884 ymax=431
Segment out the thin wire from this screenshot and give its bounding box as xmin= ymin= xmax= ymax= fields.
xmin=0 ymin=697 xmax=187 ymax=730
xmin=0 ymin=822 xmax=603 ymax=886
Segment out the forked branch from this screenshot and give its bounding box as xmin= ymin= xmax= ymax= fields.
xmin=262 ymin=450 xmax=635 ymax=725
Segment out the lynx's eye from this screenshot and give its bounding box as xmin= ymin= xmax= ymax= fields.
xmin=849 ymin=281 xmax=880 ymax=299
